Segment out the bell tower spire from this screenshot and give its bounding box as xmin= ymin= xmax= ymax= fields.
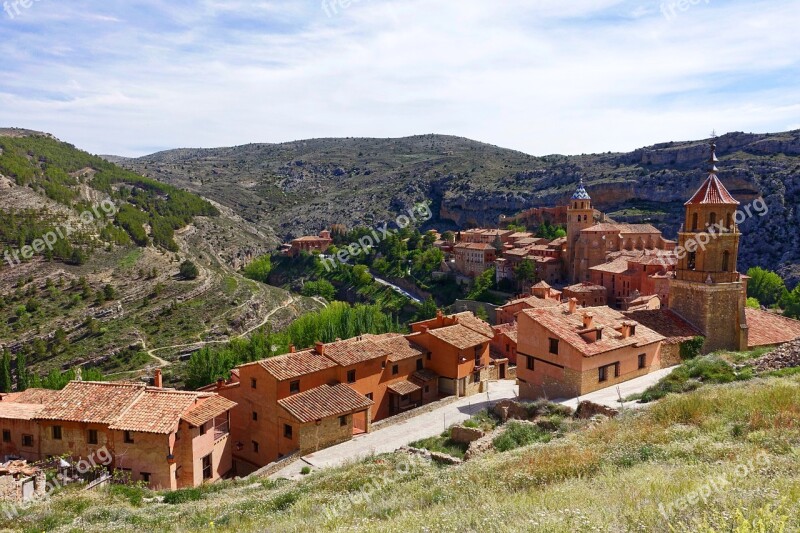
xmin=566 ymin=178 xmax=594 ymax=283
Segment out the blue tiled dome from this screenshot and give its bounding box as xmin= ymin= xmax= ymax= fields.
xmin=571 ymin=179 xmax=591 ymax=201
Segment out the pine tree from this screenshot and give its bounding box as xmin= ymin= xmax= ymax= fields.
xmin=16 ymin=351 xmax=29 ymax=391
xmin=1 ymin=349 xmax=12 ymax=393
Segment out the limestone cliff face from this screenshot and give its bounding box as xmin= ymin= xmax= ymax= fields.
xmin=124 ymin=130 xmax=800 ymax=286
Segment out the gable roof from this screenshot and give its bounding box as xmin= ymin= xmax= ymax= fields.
xmin=686 ymin=174 xmax=739 ymax=205
xmin=9 ymin=388 xmax=60 ymax=405
xmin=322 ymin=338 xmax=391 ymax=367
xmin=623 ymin=309 xmax=702 ymax=345
xmin=258 ymin=350 xmax=338 ymax=381
xmin=278 ymin=384 xmax=373 ymax=423
xmin=521 ymin=305 xmax=664 ymax=357
xmin=109 ymin=390 xmax=199 ymax=434
xmin=387 ymin=380 xmax=422 ymax=396
xmin=37 ymin=382 xmax=147 ymax=424
xmin=0 ymin=402 xmax=46 ymax=421
xmin=745 ymin=308 xmax=800 ymax=348
xmin=450 ymin=312 xmax=495 ymax=339
xmin=182 ymin=395 xmax=237 ymax=427
xmin=369 ymin=334 xmax=428 ymax=362
xmin=427 ymin=324 xmax=490 ymax=350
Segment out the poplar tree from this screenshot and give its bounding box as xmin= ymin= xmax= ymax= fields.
xmin=0 ymin=350 xmax=12 ymax=393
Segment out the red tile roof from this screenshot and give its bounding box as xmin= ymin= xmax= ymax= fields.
xmin=493 ymin=322 xmax=518 ymax=343
xmin=387 ymin=380 xmax=422 ymax=396
xmin=583 ymin=223 xmax=662 ymax=234
xmin=109 ymin=390 xmax=198 ymax=434
xmin=623 ymin=309 xmax=702 ymax=345
xmin=499 ymin=296 xmax=559 ymax=312
xmin=369 ymin=334 xmax=427 ymax=362
xmin=685 ymin=175 xmax=739 ymax=205
xmin=589 ymin=257 xmax=630 ymax=274
xmin=278 ymin=384 xmax=373 ymax=423
xmin=564 ymin=283 xmax=607 ymax=294
xmin=38 ymin=382 xmax=147 ymax=424
xmin=745 ymin=308 xmax=800 ymax=348
xmin=182 ymin=395 xmax=237 ymax=427
xmin=522 ymin=305 xmax=664 ymax=357
xmin=427 ymin=324 xmax=490 ymax=350
xmin=322 ymin=338 xmax=391 ymax=367
xmin=258 ymin=350 xmax=338 ymax=381
xmin=451 ymin=312 xmax=495 ymax=338
xmin=412 ymin=368 xmax=439 ymax=382
xmin=9 ymin=388 xmax=60 ymax=405
xmin=0 ymin=402 xmax=46 ymax=421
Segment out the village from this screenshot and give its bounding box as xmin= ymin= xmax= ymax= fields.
xmin=2 ymin=142 xmax=800 ymax=501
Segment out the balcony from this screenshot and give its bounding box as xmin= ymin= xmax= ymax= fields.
xmin=213 ymin=421 xmax=229 ymax=441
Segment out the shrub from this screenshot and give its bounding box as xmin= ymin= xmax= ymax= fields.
xmin=162 ymin=487 xmax=203 ymax=505
xmin=179 ymin=260 xmax=199 ymax=280
xmin=244 ymin=255 xmax=272 ymax=283
xmin=300 ymin=466 xmax=312 ymax=475
xmin=493 ymin=422 xmax=551 ymax=452
xmin=680 ymin=336 xmax=705 ymax=361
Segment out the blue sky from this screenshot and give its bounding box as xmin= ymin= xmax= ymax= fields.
xmin=1 ymin=0 xmax=798 ymax=157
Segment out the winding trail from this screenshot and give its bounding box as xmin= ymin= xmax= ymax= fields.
xmin=140 ymin=295 xmax=297 ymax=368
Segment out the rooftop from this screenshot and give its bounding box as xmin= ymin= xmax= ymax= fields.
xmin=37 ymin=382 xmax=147 ymax=425
xmin=427 ymin=324 xmax=491 ymax=350
xmin=387 ymin=380 xmax=422 ymax=396
xmin=109 ymin=390 xmax=199 ymax=434
xmin=582 ymin=223 xmax=662 ymax=234
xmin=0 ymin=402 xmax=46 ymax=421
xmin=322 ymin=338 xmax=391 ymax=367
xmin=277 ymin=384 xmax=373 ymax=424
xmin=522 ymin=305 xmax=664 ymax=357
xmin=745 ymin=308 xmax=800 ymax=348
xmin=257 ymin=349 xmax=338 ymax=381
xmin=369 ymin=333 xmax=428 ymax=362
xmin=622 ymin=309 xmax=702 ymax=345
xmin=686 ymin=175 xmax=739 ymax=206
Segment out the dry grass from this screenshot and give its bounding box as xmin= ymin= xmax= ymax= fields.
xmin=6 ymin=376 xmax=800 ymax=532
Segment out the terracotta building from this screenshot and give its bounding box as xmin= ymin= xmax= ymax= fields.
xmin=668 ymin=142 xmax=749 ymax=352
xmin=589 ymin=251 xmax=677 ymax=308
xmin=212 ymin=311 xmax=495 ymax=472
xmin=283 ymin=230 xmax=333 ymax=257
xmin=563 ymin=282 xmax=608 ymax=308
xmin=453 ymin=243 xmax=497 ymax=278
xmin=0 ymin=378 xmax=236 ymax=490
xmin=496 ymin=295 xmax=559 ymax=325
xmin=516 ymin=300 xmax=665 ymax=399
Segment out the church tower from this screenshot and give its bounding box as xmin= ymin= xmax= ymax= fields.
xmin=566 ymin=179 xmax=594 ymax=282
xmin=669 ymin=142 xmax=749 ymax=352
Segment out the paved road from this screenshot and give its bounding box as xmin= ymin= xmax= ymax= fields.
xmin=269 ymin=367 xmax=676 ymax=479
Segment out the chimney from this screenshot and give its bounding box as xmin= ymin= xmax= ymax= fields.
xmin=216 ymin=378 xmax=225 ymax=390
xmin=582 ymin=313 xmax=594 ymax=330
xmin=568 ymin=298 xmax=578 ymax=315
xmin=436 ymin=309 xmax=443 ymax=320
xmin=620 ymin=321 xmax=637 ymax=339
xmin=420 ymin=325 xmax=429 ymax=334
xmin=315 ymin=341 xmax=325 ymax=355
xmin=154 ymin=369 xmax=163 ymax=389
xmin=289 ymin=344 xmax=296 ymax=353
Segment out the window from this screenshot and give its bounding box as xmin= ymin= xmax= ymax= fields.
xmin=124 ymin=431 xmax=134 ymax=444
xmin=599 ymin=366 xmax=608 ymax=383
xmin=22 ymin=434 xmax=33 ymax=447
xmin=347 ymin=369 xmax=357 ymax=383
xmin=426 ymin=353 xmax=431 ymax=361
xmin=88 ymin=429 xmax=99 ymax=445
xmin=473 ymin=371 xmax=480 ymax=384
xmin=381 ymin=361 xmax=386 ymax=369
xmin=638 ymin=354 xmax=647 ymax=370
xmin=424 ymin=385 xmax=429 ymax=393
xmin=365 ymin=393 xmax=373 ymax=401
xmin=526 ymin=356 xmax=534 ymax=371
xmin=392 ymin=365 xmax=399 ymax=375
xmin=284 ymin=424 xmax=293 ymax=439
xmin=252 ymin=411 xmax=258 ymax=421
xmin=199 ymin=424 xmax=207 ymax=436
xmin=709 ymin=212 xmax=717 ymax=226
xmin=2 ymin=430 xmax=10 ymax=443
xmin=251 ymin=378 xmax=257 ymax=389
xmin=141 ymin=472 xmax=151 ymax=483
xmin=339 ymin=415 xmax=348 ymax=427
xmin=416 ymin=358 xmax=424 ymax=371
xmin=52 ymin=426 xmax=62 ymax=440
xmin=688 ymin=252 xmax=696 ymax=271
xmin=722 ymin=251 xmax=730 ymax=272
xmin=252 ymin=441 xmax=259 ymax=453
xmin=691 ymin=213 xmax=698 ymax=231
xmin=202 ymin=454 xmax=213 ymax=480
xmin=549 ymin=338 xmax=559 ymax=355
xmin=615 ymin=363 xmax=621 ymax=378
xmin=290 ymin=380 xmax=300 ymax=394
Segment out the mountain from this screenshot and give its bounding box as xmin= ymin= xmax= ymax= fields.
xmin=0 ymin=130 xmax=320 ymax=386
xmin=118 ymin=131 xmax=800 ymax=286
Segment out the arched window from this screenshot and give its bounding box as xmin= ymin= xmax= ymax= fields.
xmin=726 ymin=213 xmax=732 ymax=231
xmin=688 ymin=252 xmax=696 ymax=270
xmin=722 ymin=251 xmax=730 ymax=272
xmin=691 ymin=213 xmax=698 ymax=231
xmin=709 ymin=212 xmax=717 ymax=226
xmin=583 ymin=215 xmax=588 ymax=222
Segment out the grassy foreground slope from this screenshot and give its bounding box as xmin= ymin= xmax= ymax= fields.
xmin=10 ymin=375 xmax=800 ymax=532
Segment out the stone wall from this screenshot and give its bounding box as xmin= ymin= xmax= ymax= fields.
xmin=371 ymin=396 xmax=459 ymax=431
xmin=658 ymin=343 xmax=683 ymax=368
xmin=669 ymin=280 xmax=747 ymax=352
xmin=575 ymin=401 xmax=619 ymax=419
xmin=449 ymin=426 xmax=484 ymax=444
xmin=297 ymin=416 xmax=354 ymax=456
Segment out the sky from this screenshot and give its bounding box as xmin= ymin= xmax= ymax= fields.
xmin=0 ymin=0 xmax=799 ymax=157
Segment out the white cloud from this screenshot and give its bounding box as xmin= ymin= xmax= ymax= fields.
xmin=0 ymin=0 xmax=798 ymax=156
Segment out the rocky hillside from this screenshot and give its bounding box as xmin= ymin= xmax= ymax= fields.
xmin=0 ymin=131 xmax=320 ymax=386
xmin=119 ymin=131 xmax=800 ymax=286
